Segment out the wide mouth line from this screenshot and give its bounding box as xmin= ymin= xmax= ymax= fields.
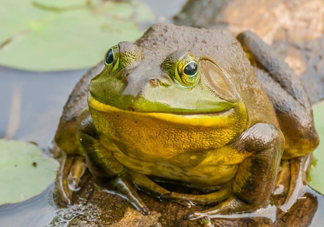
xmin=88 ymin=93 xmax=235 ymax=116
xmin=138 ymin=108 xmax=235 ymax=116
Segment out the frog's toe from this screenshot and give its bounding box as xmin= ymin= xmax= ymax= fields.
xmin=183 ymin=212 xmax=206 ymax=220
xmin=56 ymin=153 xmax=87 ymax=204
xmin=67 ymin=157 xmax=87 ymax=191
xmin=103 ymin=176 xmax=150 ymax=215
xmin=160 ymin=193 xmax=192 ymax=208
xmin=273 ymin=160 xmax=290 ymax=195
xmin=183 ymin=197 xmax=247 ymax=220
xmin=161 ymin=188 xmax=229 ymax=206
xmin=280 ymin=156 xmax=309 ymax=212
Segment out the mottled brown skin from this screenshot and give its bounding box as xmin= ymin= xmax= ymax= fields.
xmin=54 ymin=23 xmax=319 ymax=220
xmin=237 ymin=32 xmax=319 ymax=159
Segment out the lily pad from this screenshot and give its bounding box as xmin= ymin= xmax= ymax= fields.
xmin=0 ymin=140 xmax=59 ymax=205
xmin=309 ymin=102 xmax=324 ymax=193
xmin=0 ymin=0 xmax=154 ymax=71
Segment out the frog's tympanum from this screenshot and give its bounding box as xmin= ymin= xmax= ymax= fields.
xmin=55 ymin=23 xmax=319 ymax=220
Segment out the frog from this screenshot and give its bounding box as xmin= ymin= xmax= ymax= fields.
xmin=54 ymin=23 xmax=319 ymax=220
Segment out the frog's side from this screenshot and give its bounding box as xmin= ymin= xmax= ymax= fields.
xmin=54 ymin=23 xmax=319 ymax=219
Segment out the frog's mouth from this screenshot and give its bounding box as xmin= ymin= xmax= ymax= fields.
xmin=88 ymin=93 xmax=247 ymax=127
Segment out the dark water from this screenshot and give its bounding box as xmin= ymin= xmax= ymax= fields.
xmin=0 ymin=67 xmax=87 ymax=148
xmin=0 ymin=66 xmax=87 ymax=227
xmin=0 ymin=184 xmax=56 ymax=227
xmin=307 ymin=188 xmax=324 ymax=227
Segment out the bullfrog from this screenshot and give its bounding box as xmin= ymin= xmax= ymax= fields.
xmin=54 ymin=23 xmax=319 ymax=220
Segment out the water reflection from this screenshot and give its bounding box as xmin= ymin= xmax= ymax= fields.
xmin=0 ymin=184 xmax=56 ymax=227
xmin=0 ymin=66 xmax=88 ymax=226
xmin=0 ymin=66 xmax=88 ymax=148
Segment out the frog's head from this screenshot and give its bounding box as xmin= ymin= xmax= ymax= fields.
xmin=89 ymin=24 xmax=245 ymax=115
xmin=88 ymin=23 xmax=251 ymax=153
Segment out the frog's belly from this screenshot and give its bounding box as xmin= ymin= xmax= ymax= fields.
xmin=114 ymin=151 xmax=238 ymax=186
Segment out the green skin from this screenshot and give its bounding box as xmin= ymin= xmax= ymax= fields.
xmin=55 ymin=23 xmax=319 ymax=220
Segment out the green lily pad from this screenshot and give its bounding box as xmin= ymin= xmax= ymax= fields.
xmin=309 ymin=102 xmax=324 ymax=194
xmin=0 ymin=140 xmax=59 ymax=205
xmin=0 ymin=0 xmax=154 ymax=71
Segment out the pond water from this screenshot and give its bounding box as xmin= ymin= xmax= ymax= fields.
xmin=0 ymin=184 xmax=56 ymax=226
xmin=0 ymin=67 xmax=87 ymax=148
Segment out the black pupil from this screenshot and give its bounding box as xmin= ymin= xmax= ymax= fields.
xmin=106 ymin=49 xmax=114 ymax=64
xmin=184 ymin=62 xmax=197 ymax=76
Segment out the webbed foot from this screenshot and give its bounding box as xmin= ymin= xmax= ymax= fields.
xmin=274 ymin=155 xmax=312 ymax=212
xmin=274 ymin=160 xmax=290 ymax=196
xmin=183 ymin=197 xmax=247 ymax=220
xmin=56 ymin=153 xmax=87 ymax=204
xmin=278 ymin=155 xmax=311 ymax=212
xmin=100 ymin=176 xmax=150 ymax=215
xmin=161 ymin=188 xmax=229 ymax=207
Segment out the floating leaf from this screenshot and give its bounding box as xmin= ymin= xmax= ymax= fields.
xmin=309 ymin=102 xmax=324 ymax=193
xmin=0 ymin=0 xmax=154 ymax=71
xmin=0 ymin=140 xmax=59 ymax=205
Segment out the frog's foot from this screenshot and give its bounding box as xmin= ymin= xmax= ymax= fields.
xmin=279 ymin=155 xmax=311 ymax=212
xmin=183 ymin=196 xmax=248 ymax=220
xmin=125 ymin=173 xmax=224 ymax=208
xmin=56 ymin=153 xmax=87 ymax=204
xmin=161 ymin=188 xmax=230 ymax=207
xmin=130 ymin=173 xmax=192 ymax=208
xmin=274 ymin=160 xmax=290 ymax=195
xmin=99 ymin=171 xmax=186 ymax=215
xmin=100 ymin=175 xmax=150 ymax=215
xmin=153 ymin=178 xmax=222 ymax=193
xmin=183 ymin=123 xmax=284 ymax=220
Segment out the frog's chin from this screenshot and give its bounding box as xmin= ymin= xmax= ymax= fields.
xmin=88 ymin=93 xmax=247 ymax=128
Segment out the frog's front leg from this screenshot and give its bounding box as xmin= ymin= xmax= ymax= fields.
xmin=185 ymin=123 xmax=284 ymax=220
xmin=77 ymin=108 xmax=186 ymax=214
xmin=55 ymin=62 xmax=105 ymax=204
xmin=77 ymin=108 xmax=150 ymax=214
xmin=56 ymin=153 xmax=87 ymax=204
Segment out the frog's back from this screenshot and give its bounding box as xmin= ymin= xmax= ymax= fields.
xmin=54 ymin=62 xmax=104 ymax=154
xmin=237 ymin=31 xmax=319 ymax=158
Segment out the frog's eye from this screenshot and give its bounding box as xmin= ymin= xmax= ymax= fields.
xmin=104 ymin=45 xmax=119 ymax=72
xmin=175 ymin=55 xmax=199 ymax=86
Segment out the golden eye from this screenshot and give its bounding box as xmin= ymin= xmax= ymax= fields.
xmin=104 ymin=45 xmax=119 ymax=71
xmin=175 ymin=54 xmax=199 ymax=86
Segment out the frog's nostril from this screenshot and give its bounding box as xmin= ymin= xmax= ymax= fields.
xmin=149 ymin=78 xmax=159 ymax=87
xmin=122 ymin=73 xmax=130 ymax=81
